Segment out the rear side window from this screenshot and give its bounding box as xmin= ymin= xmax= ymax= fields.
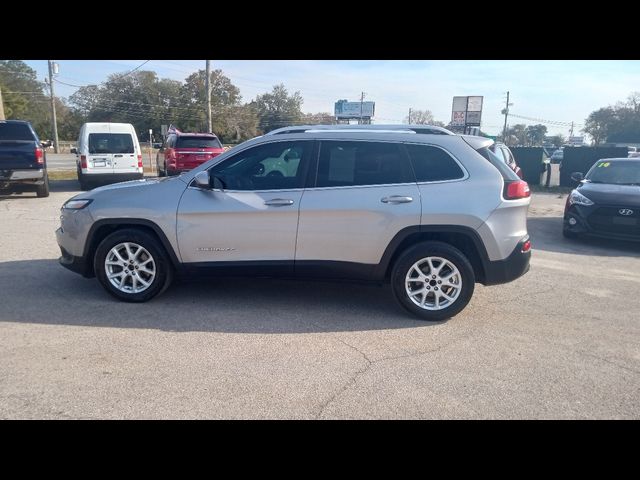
xmin=88 ymin=133 xmax=134 ymax=154
xmin=317 ymin=141 xmax=412 ymax=187
xmin=405 ymin=144 xmax=465 ymax=182
xmin=0 ymin=122 xmax=35 ymax=141
xmin=476 ymin=146 xmax=520 ymax=180
xmin=176 ymin=136 xmax=222 ymax=149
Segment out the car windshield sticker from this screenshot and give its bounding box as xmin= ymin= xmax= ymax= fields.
xmin=597 ymin=161 xmax=611 ymax=168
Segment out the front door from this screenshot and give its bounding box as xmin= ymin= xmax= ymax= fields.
xmin=177 ymin=140 xmax=314 ymax=270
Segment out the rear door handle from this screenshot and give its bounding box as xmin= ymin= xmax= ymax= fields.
xmin=264 ymin=198 xmax=294 ymax=206
xmin=381 ymin=195 xmax=413 ymax=204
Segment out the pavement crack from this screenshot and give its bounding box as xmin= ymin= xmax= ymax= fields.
xmin=315 ymin=336 xmax=372 ymax=419
xmin=578 ymin=351 xmax=640 ymax=375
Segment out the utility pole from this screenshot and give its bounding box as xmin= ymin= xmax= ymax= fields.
xmin=0 ymin=85 xmax=5 ymax=120
xmin=502 ymin=91 xmax=512 ymax=145
xmin=359 ymin=91 xmax=366 ymax=125
xmin=205 ymin=60 xmax=212 ymax=133
xmin=47 ymin=60 xmax=60 ymax=153
xmin=569 ymin=121 xmax=574 ymax=139
xmin=408 ymin=108 xmax=412 ymax=124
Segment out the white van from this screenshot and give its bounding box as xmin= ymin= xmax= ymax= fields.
xmin=72 ymin=123 xmax=143 ymax=190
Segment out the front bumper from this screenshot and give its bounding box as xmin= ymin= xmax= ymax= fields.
xmin=564 ymin=205 xmax=640 ymax=242
xmin=482 ymin=236 xmax=531 ymax=286
xmin=58 ymin=244 xmax=93 ymax=277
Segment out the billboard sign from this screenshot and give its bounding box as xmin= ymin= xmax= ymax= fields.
xmin=451 ymin=96 xmax=483 ymax=127
xmin=335 ymin=100 xmax=375 ymax=119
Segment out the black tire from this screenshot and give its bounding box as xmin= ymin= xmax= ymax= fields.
xmin=391 ymin=241 xmax=475 ymax=321
xmin=36 ymin=172 xmax=50 ymax=197
xmin=78 ymin=169 xmax=90 ymax=191
xmin=94 ymin=228 xmax=174 ymax=302
xmin=158 ymin=160 xmax=166 ymax=177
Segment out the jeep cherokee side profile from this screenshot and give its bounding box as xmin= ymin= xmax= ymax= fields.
xmin=56 ymin=125 xmax=531 ymax=321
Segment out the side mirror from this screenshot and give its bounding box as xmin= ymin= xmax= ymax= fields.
xmin=70 ymin=147 xmax=77 ymax=154
xmin=571 ymin=172 xmax=584 ymax=182
xmin=194 ymin=171 xmax=211 ymax=189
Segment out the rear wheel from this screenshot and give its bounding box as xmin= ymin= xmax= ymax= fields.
xmin=158 ymin=159 xmax=166 ymax=177
xmin=391 ymin=241 xmax=475 ymax=321
xmin=94 ymin=228 xmax=173 ymax=302
xmin=77 ymin=169 xmax=90 ymax=191
xmin=36 ymin=172 xmax=50 ymax=197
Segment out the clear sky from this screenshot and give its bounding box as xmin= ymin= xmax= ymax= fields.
xmin=23 ymin=60 xmax=640 ymax=137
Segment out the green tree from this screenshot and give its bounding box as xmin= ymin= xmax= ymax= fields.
xmin=548 ymin=134 xmax=566 ymax=147
xmin=303 ymin=112 xmax=335 ymax=125
xmin=525 ymin=124 xmax=547 ymax=146
xmin=583 ymin=107 xmax=615 ymax=145
xmin=0 ymin=60 xmax=51 ymax=138
xmin=506 ymin=124 xmax=527 ymax=146
xmin=404 ymin=109 xmax=446 ymax=127
xmin=254 ymin=84 xmax=303 ymax=133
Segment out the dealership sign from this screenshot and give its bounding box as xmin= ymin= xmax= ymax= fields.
xmin=334 ymin=100 xmax=375 ymax=119
xmin=451 ymin=96 xmax=483 ymax=127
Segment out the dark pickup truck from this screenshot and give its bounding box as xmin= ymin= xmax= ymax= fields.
xmin=0 ymin=120 xmax=50 ymax=197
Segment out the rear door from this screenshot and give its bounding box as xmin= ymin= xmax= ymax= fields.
xmin=109 ymin=131 xmax=138 ymax=174
xmin=295 ymin=140 xmax=420 ymax=270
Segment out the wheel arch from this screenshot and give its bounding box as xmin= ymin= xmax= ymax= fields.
xmin=377 ymin=225 xmax=490 ymax=284
xmin=83 ymin=219 xmax=180 ymax=277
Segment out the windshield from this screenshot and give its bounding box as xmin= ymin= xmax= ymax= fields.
xmin=176 ymin=136 xmax=222 ymax=149
xmin=586 ymin=160 xmax=640 ymax=185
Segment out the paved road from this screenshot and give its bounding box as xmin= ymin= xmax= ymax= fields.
xmin=0 ymin=184 xmax=639 ymax=419
xmin=46 ymin=154 xmax=77 ymax=171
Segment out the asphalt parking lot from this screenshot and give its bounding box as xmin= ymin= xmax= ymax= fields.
xmin=1 ymin=180 xmax=639 ymax=419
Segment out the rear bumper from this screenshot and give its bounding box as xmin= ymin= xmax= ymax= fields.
xmin=81 ymin=172 xmax=143 ymax=184
xmin=0 ymin=169 xmax=45 ymax=187
xmin=482 ymin=236 xmax=531 ymax=286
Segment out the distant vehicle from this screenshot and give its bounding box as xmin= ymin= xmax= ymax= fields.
xmin=72 ymin=123 xmax=143 ymax=190
xmin=551 ymin=148 xmax=564 ymax=164
xmin=490 ymin=142 xmax=523 ymax=179
xmin=0 ymin=120 xmax=50 ymax=197
xmin=156 ymin=132 xmax=224 ymax=177
xmin=627 ymin=147 xmax=640 ymax=158
xmin=564 ymin=158 xmax=640 ymax=241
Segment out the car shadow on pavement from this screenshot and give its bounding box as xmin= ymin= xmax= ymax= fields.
xmin=50 ymin=179 xmax=81 ymax=193
xmin=528 ymin=216 xmax=640 ymax=257
xmin=0 ymin=259 xmax=438 ymax=333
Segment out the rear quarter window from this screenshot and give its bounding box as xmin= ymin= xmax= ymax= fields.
xmin=405 ymin=144 xmax=465 ymax=182
xmin=476 ymin=146 xmax=520 ymax=180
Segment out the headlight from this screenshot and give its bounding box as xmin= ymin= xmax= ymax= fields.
xmin=568 ymin=190 xmax=594 ymax=206
xmin=62 ymin=199 xmax=93 ymax=210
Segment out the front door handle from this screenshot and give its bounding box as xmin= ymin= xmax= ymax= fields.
xmin=264 ymin=198 xmax=294 ymax=206
xmin=381 ymin=195 xmax=413 ymax=204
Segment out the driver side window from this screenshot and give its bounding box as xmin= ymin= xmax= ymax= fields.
xmin=210 ymin=141 xmax=312 ymax=191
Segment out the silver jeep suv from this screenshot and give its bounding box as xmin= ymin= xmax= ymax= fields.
xmin=56 ymin=125 xmax=531 ymax=321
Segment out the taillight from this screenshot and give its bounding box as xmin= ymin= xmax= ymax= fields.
xmin=521 ymin=240 xmax=531 ymax=253
xmin=35 ymin=147 xmax=44 ymax=164
xmin=137 ymin=154 xmax=143 ymax=168
xmin=504 ymin=180 xmax=530 ymax=200
xmin=80 ymin=155 xmax=87 ymax=168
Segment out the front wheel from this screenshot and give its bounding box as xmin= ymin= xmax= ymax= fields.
xmin=391 ymin=241 xmax=475 ymax=321
xmin=94 ymin=228 xmax=174 ymax=302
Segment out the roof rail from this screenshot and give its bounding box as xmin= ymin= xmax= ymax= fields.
xmin=266 ymin=124 xmax=454 ymax=136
